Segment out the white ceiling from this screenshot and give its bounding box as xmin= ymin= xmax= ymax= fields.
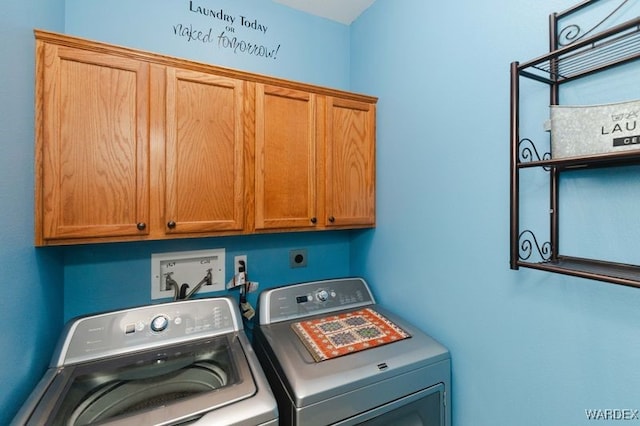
xmin=272 ymin=0 xmax=376 ymax=24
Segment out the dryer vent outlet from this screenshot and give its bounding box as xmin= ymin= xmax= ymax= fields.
xmin=289 ymin=249 xmax=307 ymax=268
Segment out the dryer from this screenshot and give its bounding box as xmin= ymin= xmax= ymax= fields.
xmin=253 ymin=277 xmax=451 ymax=426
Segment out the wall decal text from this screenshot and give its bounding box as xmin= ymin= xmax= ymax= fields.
xmin=173 ymin=1 xmax=282 ymax=60
xmin=217 ymin=31 xmax=281 ymax=58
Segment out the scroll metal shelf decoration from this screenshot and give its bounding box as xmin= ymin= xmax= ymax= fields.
xmin=518 ymin=230 xmax=552 ymax=262
xmin=557 ymin=0 xmax=633 ymax=47
xmin=519 ymin=1 xmax=640 ymax=85
xmin=518 ymin=138 xmax=551 ymax=168
xmin=516 ymin=138 xmax=552 ymax=263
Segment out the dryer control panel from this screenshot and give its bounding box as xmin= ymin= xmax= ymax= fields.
xmin=55 ymin=297 xmax=240 ymax=366
xmin=258 ymin=277 xmax=375 ymax=324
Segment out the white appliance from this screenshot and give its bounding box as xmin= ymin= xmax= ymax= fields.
xmin=253 ymin=277 xmax=451 ymax=425
xmin=12 ymin=297 xmax=278 ymax=425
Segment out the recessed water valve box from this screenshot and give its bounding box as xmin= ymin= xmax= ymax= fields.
xmin=151 ymin=249 xmax=225 ymax=300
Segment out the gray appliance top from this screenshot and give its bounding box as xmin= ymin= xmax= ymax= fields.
xmin=53 ymin=296 xmax=241 ymax=366
xmin=255 ymin=277 xmax=450 ymax=407
xmin=14 ymin=297 xmax=279 ymax=426
xmin=258 ymin=277 xmax=376 ymax=324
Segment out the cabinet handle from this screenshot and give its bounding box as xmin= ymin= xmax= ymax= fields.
xmin=167 ymin=220 xmax=176 ymax=229
xmin=328 ymin=216 xmax=335 ymax=223
xmin=310 ymin=217 xmax=317 ymax=224
xmin=136 ymin=222 xmax=146 ymax=231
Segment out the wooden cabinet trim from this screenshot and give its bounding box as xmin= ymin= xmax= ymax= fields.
xmin=34 ymin=30 xmax=377 ymax=104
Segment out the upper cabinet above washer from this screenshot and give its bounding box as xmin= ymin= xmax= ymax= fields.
xmin=36 ymin=42 xmax=151 ymax=243
xmin=34 ymin=30 xmax=377 ymax=246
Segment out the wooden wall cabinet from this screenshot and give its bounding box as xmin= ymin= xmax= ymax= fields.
xmin=324 ymin=97 xmax=376 ymax=228
xmin=162 ymin=67 xmax=245 ymax=235
xmin=34 ymin=30 xmax=376 ymax=246
xmin=36 ymin=42 xmax=151 ymax=243
xmin=253 ymin=87 xmax=376 ymax=232
xmin=254 ymin=84 xmax=318 ymax=230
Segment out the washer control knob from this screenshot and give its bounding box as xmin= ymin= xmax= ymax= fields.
xmin=316 ymin=289 xmax=329 ymax=302
xmin=151 ymin=315 xmax=169 ymax=332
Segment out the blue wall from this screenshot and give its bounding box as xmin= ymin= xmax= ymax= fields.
xmin=351 ymin=1 xmax=640 ymax=425
xmin=65 ymin=0 xmax=350 ymax=89
xmin=0 ymin=1 xmax=65 ymax=424
xmin=63 ymin=232 xmax=353 ymax=322
xmin=6 ymin=1 xmax=640 ymax=425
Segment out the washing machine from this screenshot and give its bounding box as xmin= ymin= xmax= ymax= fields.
xmin=12 ymin=296 xmax=278 ymax=425
xmin=253 ymin=277 xmax=451 ymax=426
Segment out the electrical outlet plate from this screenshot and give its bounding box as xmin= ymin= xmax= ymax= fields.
xmin=234 ymin=255 xmax=247 ymax=274
xmin=289 ymin=248 xmax=307 ymax=268
xmin=151 ymin=249 xmax=225 ymax=300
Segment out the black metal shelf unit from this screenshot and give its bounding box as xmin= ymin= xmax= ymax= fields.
xmin=510 ymin=0 xmax=640 ymax=288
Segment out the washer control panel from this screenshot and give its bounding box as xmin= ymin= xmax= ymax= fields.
xmin=59 ymin=297 xmax=239 ymax=366
xmin=259 ymin=278 xmax=375 ymax=324
xmin=295 ymin=289 xmax=338 ymax=304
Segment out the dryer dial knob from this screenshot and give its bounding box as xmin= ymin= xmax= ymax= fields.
xmin=316 ymin=290 xmax=329 ymax=302
xmin=151 ymin=315 xmax=169 ymax=332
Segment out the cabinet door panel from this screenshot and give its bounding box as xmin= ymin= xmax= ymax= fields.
xmin=165 ymin=68 xmax=244 ymax=234
xmin=325 ymin=97 xmax=376 ymax=226
xmin=40 ymin=44 xmax=150 ymax=241
xmin=255 ymin=84 xmax=316 ymax=229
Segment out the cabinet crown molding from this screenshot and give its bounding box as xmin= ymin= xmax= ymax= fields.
xmin=34 ymin=29 xmax=378 ymax=104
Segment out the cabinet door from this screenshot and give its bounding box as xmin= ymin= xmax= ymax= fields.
xmin=164 ymin=68 xmax=245 ymax=234
xmin=324 ymin=97 xmax=376 ymax=227
xmin=38 ymin=43 xmax=150 ymax=243
xmin=255 ymin=84 xmax=317 ymax=229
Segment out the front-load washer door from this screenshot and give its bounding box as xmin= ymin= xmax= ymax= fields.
xmin=31 ymin=334 xmax=256 ymax=426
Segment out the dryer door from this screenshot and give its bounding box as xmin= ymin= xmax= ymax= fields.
xmin=28 ymin=334 xmax=255 ymax=426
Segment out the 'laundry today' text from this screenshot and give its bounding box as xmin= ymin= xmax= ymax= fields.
xmin=188 ymin=1 xmax=269 ymax=34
